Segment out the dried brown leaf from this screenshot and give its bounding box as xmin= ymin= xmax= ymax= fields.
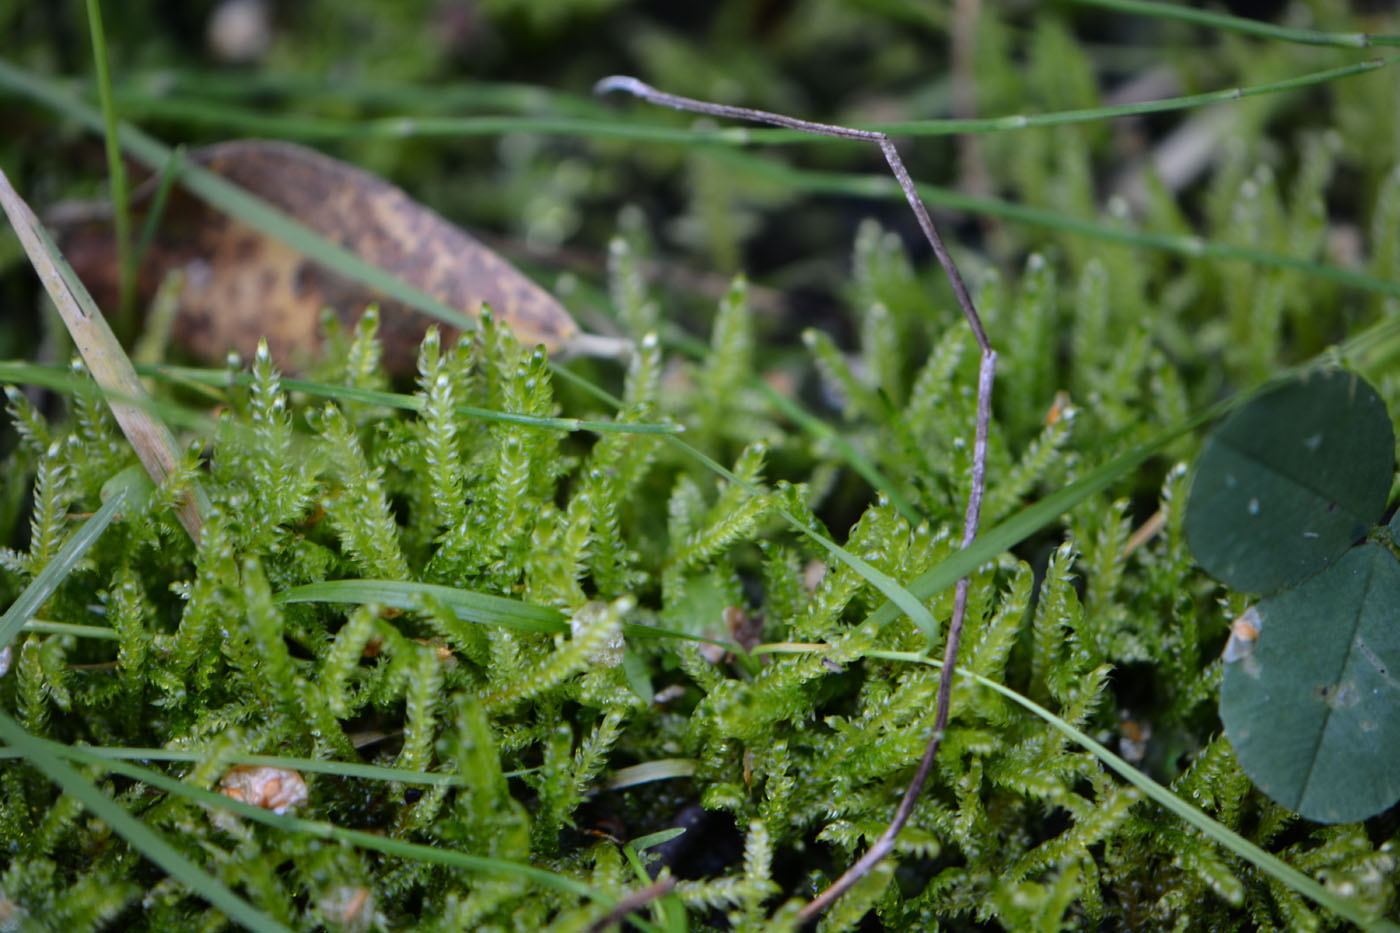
xmin=57 ymin=140 xmax=605 ymax=374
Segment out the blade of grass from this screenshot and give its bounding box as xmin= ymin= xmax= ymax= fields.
xmin=0 ymin=57 xmax=474 ymax=335
xmin=0 ymin=359 xmax=681 ymax=437
xmin=114 ymin=70 xmax=611 ymax=115
xmin=22 ymin=620 xmax=120 ymax=640
xmin=4 ymin=54 xmax=1397 ymax=336
xmin=851 ymin=648 xmax=1400 ymax=932
xmin=0 ymin=490 xmax=125 ymax=653
xmin=754 ymin=376 xmax=923 ymax=524
xmin=0 ymin=710 xmax=292 ymax=933
xmin=131 ymin=145 xmax=183 ymax=273
xmin=704 ymin=145 xmax=1400 ymax=302
xmin=863 ymin=312 xmax=1400 ymax=631
xmin=0 ymin=741 xmax=539 ymax=787
xmin=103 ymin=98 xmax=736 ymax=146
xmin=663 ymin=434 xmax=945 ymax=645
xmin=44 ymin=743 xmax=667 ymax=933
xmin=83 ymin=0 xmax=134 ymax=333
xmin=607 ymin=759 xmax=697 ymax=790
xmin=145 ymin=363 xmax=684 ymax=435
xmin=275 ymin=579 xmax=568 ymax=636
xmin=0 ymin=170 xmax=207 ymax=540
xmin=273 ymin=579 xmax=723 ymax=646
xmin=861 ymin=55 xmax=1400 ymax=137
xmin=0 ymin=360 xmax=246 ymax=436
xmin=1065 ymin=0 xmax=1400 ymax=48
xmin=663 ymin=328 xmax=924 ymax=525
xmin=103 ymin=55 xmax=1398 ymax=144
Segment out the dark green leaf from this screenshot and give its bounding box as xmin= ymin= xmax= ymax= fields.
xmin=1185 ymin=369 xmax=1393 ymax=594
xmin=1221 ymin=543 xmax=1400 ymax=823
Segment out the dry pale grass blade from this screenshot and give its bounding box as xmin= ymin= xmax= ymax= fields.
xmin=0 ymin=168 xmax=206 ymax=542
xmin=53 ymin=140 xmax=626 ymax=374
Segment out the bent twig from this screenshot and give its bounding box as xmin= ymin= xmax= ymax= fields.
xmin=595 ymin=76 xmax=996 ymax=924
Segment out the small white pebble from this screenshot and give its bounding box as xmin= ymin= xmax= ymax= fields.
xmin=207 ymin=0 xmax=272 ymax=64
xmin=218 ymin=765 xmax=308 ymax=814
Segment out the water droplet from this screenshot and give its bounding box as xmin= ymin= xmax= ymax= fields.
xmin=1303 ymin=433 xmax=1323 ymax=452
xmin=1247 ymin=498 xmax=1259 ymax=515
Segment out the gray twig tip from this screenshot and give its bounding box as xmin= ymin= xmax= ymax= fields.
xmin=593 ymin=75 xmax=647 ymax=98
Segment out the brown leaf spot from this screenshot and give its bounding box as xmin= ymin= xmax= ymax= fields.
xmin=56 ymin=139 xmax=582 ymax=374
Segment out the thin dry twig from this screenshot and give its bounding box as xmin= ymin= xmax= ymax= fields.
xmin=583 ymin=876 xmax=678 ymax=933
xmin=595 ymin=76 xmax=997 ymax=924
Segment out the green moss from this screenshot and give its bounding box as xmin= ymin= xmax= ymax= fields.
xmin=3 ymin=2 xmax=1400 ymax=929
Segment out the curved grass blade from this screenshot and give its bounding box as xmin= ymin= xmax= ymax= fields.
xmin=856 ymin=649 xmax=1400 ymax=932
xmin=0 ymin=710 xmax=292 ymax=933
xmin=0 ymin=490 xmax=125 ymax=653
xmin=662 ymin=328 xmax=924 ymax=525
xmin=0 ymin=57 xmax=474 ymax=336
xmin=1065 ymin=0 xmax=1399 ymax=48
xmin=103 ymin=56 xmax=1398 ymax=144
xmin=607 ymin=758 xmax=697 ymax=790
xmin=145 ymin=363 xmax=684 ymax=435
xmin=114 ymin=71 xmax=609 ymax=115
xmin=707 ymin=146 xmax=1400 ymax=302
xmin=42 ymin=743 xmax=666 ymax=933
xmin=275 ymin=579 xmax=567 ymax=636
xmin=4 ymin=54 xmax=1397 ymax=334
xmin=274 ymin=579 xmax=721 ymax=646
xmin=21 ymin=620 xmax=120 ymax=640
xmin=0 ymin=741 xmax=540 ymax=788
xmin=84 ymin=0 xmax=134 ymax=329
xmin=4 ymin=52 xmax=1398 ymax=326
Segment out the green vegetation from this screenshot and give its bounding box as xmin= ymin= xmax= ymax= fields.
xmin=2 ymin=1 xmax=1400 ymax=929
xmin=1185 ymin=369 xmax=1400 ymax=825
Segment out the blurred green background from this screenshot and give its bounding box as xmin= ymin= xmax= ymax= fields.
xmin=2 ymin=0 xmax=1394 ymax=364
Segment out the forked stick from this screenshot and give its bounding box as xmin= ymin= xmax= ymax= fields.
xmin=595 ymin=76 xmax=997 ymax=923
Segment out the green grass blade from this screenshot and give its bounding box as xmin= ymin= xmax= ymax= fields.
xmin=754 ymin=377 xmax=923 ymax=525
xmin=21 ymin=620 xmax=120 ymax=640
xmin=861 ymin=55 xmax=1400 ymax=136
xmin=0 ymin=490 xmax=125 ymax=653
xmin=863 ymin=313 xmax=1400 ymax=631
xmin=131 ymin=145 xmax=183 ymax=273
xmin=274 ymin=579 xmax=568 ymax=636
xmin=860 ymin=650 xmax=1400 ymax=932
xmin=4 ymin=53 xmax=1396 ymax=336
xmin=84 ymin=0 xmax=135 ymax=332
xmin=107 ymin=97 xmax=730 ymax=146
xmin=105 ymin=56 xmax=1398 ymax=144
xmin=114 ymin=71 xmax=607 ymax=114
xmin=862 ymin=409 xmax=1215 ymax=630
xmin=1065 ymin=0 xmax=1397 ymax=48
xmin=276 ymin=578 xmax=726 ymax=647
xmin=0 ymin=742 xmax=534 ymax=787
xmin=0 ymin=359 xmax=681 ymax=438
xmin=0 ymin=57 xmax=473 ymax=335
xmin=705 ymin=147 xmax=1400 ymax=302
xmin=144 ymin=364 xmax=684 ymax=435
xmin=0 ymin=710 xmax=292 ymax=933
xmin=663 ymin=328 xmax=924 ymax=526
xmin=42 ymin=742 xmax=669 ymax=932
xmin=662 ymin=436 xmax=944 ymax=645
